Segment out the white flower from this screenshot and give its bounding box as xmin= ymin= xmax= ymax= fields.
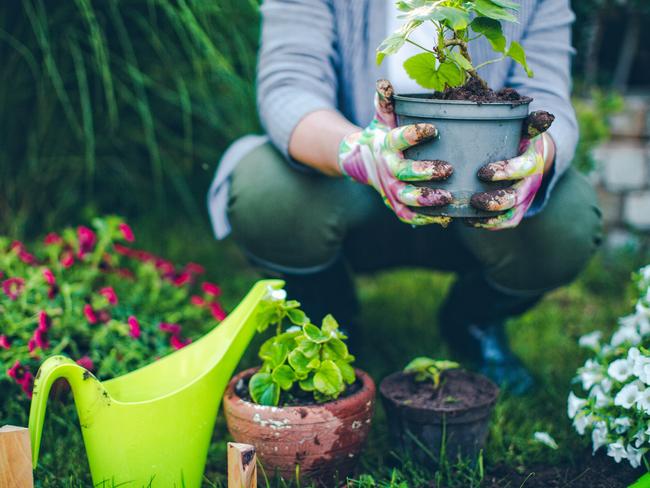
xmin=633 ymin=428 xmax=647 ymax=448
xmin=533 ymin=431 xmax=558 ymax=449
xmin=608 ymin=358 xmax=633 ymax=382
xmin=613 ymin=417 xmax=632 ymax=434
xmin=635 ymin=385 xmax=650 ymax=414
xmin=567 ymin=391 xmax=587 ymax=419
xmin=589 ymin=385 xmax=612 ymax=408
xmin=607 ymin=440 xmax=628 ymax=463
xmin=625 ymin=444 xmax=646 ymax=468
xmin=629 ymin=347 xmax=650 ymax=384
xmin=573 ymin=411 xmax=594 ymax=435
xmin=579 ymin=359 xmax=604 ymax=390
xmin=591 ymin=421 xmax=608 ymax=453
xmin=640 ymin=265 xmax=650 ymax=282
xmin=578 ymin=330 xmax=602 ymax=351
xmin=269 ymin=288 xmax=287 ymax=301
xmin=614 ymin=382 xmax=642 ymax=409
xmin=611 ymin=323 xmax=641 ymax=347
xmin=634 ymin=303 xmax=650 ymax=336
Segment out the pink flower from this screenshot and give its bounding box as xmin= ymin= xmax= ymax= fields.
xmin=47 ymin=284 xmax=59 ymax=300
xmin=159 ymin=322 xmax=181 ymax=335
xmin=99 ymin=287 xmax=118 ymax=305
xmin=77 ymin=226 xmax=97 ymax=256
xmin=19 ymin=372 xmax=34 ymax=397
xmin=170 ymin=335 xmax=191 ymax=350
xmin=172 ymin=272 xmax=191 ymax=287
xmin=3 ymin=277 xmax=25 ymax=300
xmin=76 ymin=356 xmax=94 ymax=371
xmin=32 ymin=328 xmax=49 ymax=350
xmin=38 ymin=311 xmax=51 ymax=332
xmin=83 ymin=304 xmax=98 ymax=324
xmin=128 ymin=316 xmax=141 ymax=339
xmin=190 ymin=295 xmax=205 ymax=307
xmin=43 ymin=268 xmax=56 ymax=286
xmin=7 ymin=361 xmax=26 ymax=380
xmin=11 ymin=241 xmax=37 ymax=265
xmin=113 ymin=243 xmax=133 ymax=257
xmin=202 ymin=282 xmax=221 ymax=297
xmin=61 ymin=250 xmax=75 ymax=268
xmin=210 ymin=302 xmax=227 ymax=321
xmin=118 ymin=223 xmax=135 ymax=242
xmin=28 ymin=338 xmax=37 ymax=353
xmin=44 ymin=232 xmax=62 ymax=245
xmin=156 ymin=259 xmax=175 ymax=277
xmin=185 ymin=263 xmax=205 ymax=275
xmin=0 ymin=335 xmax=11 ymax=349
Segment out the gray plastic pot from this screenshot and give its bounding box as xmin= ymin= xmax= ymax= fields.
xmin=394 ymin=94 xmax=530 ymax=218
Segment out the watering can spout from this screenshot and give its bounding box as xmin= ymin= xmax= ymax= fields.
xmin=28 ymin=356 xmax=104 ymax=467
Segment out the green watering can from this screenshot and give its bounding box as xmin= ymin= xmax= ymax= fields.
xmin=28 ymin=279 xmax=283 ymax=487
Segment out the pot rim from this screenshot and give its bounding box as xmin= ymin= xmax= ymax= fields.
xmin=379 ymin=369 xmax=499 ymax=415
xmin=226 ymin=367 xmax=376 ymax=412
xmin=393 ymin=93 xmax=532 ymax=106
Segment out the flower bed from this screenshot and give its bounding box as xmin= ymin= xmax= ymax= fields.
xmin=569 ymin=265 xmax=650 ymax=469
xmin=0 ymin=217 xmax=226 ymax=407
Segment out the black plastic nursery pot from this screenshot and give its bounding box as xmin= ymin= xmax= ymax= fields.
xmin=380 ymin=369 xmax=499 ymax=466
xmin=394 ymin=94 xmax=530 ymax=218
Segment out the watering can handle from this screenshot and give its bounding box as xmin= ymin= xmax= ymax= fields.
xmin=27 ymin=356 xmax=99 ymax=467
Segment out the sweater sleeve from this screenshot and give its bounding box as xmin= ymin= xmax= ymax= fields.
xmin=507 ymin=0 xmax=578 ymax=215
xmin=257 ymin=0 xmax=339 ymax=159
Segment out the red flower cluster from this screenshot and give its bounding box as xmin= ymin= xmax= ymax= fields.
xmin=7 ymin=361 xmax=34 ymax=398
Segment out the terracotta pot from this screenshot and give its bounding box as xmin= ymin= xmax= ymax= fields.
xmin=380 ymin=369 xmax=499 ymax=466
xmin=224 ymin=367 xmax=375 ymax=486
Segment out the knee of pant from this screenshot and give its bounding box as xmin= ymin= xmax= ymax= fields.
xmin=490 ymin=190 xmax=603 ymax=294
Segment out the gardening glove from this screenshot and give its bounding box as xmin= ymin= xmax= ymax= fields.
xmin=338 ymin=80 xmax=453 ymax=226
xmin=468 ymin=111 xmax=555 ymax=230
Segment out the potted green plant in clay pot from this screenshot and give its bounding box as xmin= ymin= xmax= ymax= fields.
xmin=224 ymin=294 xmax=375 ymax=486
xmin=380 ymin=357 xmax=499 ymax=465
xmin=377 ymin=0 xmax=553 ymax=217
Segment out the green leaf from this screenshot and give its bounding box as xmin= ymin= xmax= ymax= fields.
xmin=448 ymin=50 xmax=474 ymax=71
xmin=336 ymin=360 xmax=356 ymax=385
xmin=470 ymin=17 xmax=506 ymax=53
xmin=303 ymin=323 xmax=329 ymax=343
xmin=288 ymin=349 xmax=311 ymax=376
xmin=249 ymin=372 xmax=280 ymax=406
xmin=490 ymin=0 xmax=520 ymax=10
xmin=286 ymin=308 xmax=308 ymax=326
xmin=323 ymin=337 xmax=348 ymax=361
xmin=403 ymin=53 xmax=443 ymax=91
xmin=400 ymin=5 xmax=470 ymax=30
xmin=472 ymin=0 xmax=518 ymax=22
xmin=260 ymin=342 xmax=288 ymax=368
xmin=313 ymin=360 xmax=344 ymax=397
xmin=507 ymin=41 xmax=533 ymax=77
xmin=396 ymin=0 xmax=427 ymax=11
xmin=272 ymin=365 xmax=296 ymax=391
xmin=404 ymin=357 xmax=437 ymax=373
xmin=321 ymin=314 xmax=339 ymax=335
xmin=297 ymin=337 xmax=320 ymax=358
xmin=376 ymin=32 xmax=406 ymax=65
xmin=307 ymin=357 xmax=321 ymax=369
xmin=299 ymin=376 xmax=315 ymax=391
xmin=437 ymin=60 xmax=464 ymax=87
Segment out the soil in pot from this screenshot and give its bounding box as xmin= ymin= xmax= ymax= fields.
xmin=380 ymin=369 xmax=499 ymax=467
xmin=394 ymin=79 xmax=534 ymax=218
xmin=224 ymin=368 xmax=376 ymax=487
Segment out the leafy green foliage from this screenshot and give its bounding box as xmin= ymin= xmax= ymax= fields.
xmin=248 ymin=313 xmax=356 ymax=406
xmin=404 ymin=357 xmax=459 ymax=388
xmin=377 ymin=0 xmax=534 ymax=91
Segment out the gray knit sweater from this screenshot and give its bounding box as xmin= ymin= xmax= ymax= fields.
xmin=209 ymin=0 xmax=578 ymax=239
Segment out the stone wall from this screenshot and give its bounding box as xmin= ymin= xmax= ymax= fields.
xmin=591 ymin=94 xmax=650 ymax=243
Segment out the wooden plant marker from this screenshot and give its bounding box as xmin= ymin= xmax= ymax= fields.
xmin=227 ymin=442 xmax=257 ymax=488
xmin=0 ymin=426 xmax=34 ymax=488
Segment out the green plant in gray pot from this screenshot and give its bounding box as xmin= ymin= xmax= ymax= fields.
xmin=378 ymin=0 xmax=549 ymax=217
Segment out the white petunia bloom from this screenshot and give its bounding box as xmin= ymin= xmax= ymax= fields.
xmin=573 ymin=411 xmax=594 ymax=435
xmin=578 ymin=330 xmax=602 ymax=351
xmin=625 ymin=444 xmax=646 ymax=468
xmin=590 ymin=385 xmax=612 ymax=408
xmin=633 ymin=428 xmax=647 ymax=448
xmin=533 ymin=431 xmax=558 ymax=449
xmin=567 ymin=391 xmax=587 ymax=419
xmin=635 ymin=303 xmax=650 ymax=336
xmin=640 ymin=265 xmax=650 ymax=282
xmin=591 ymin=421 xmax=608 ymax=452
xmin=635 ymin=385 xmax=650 ymax=414
xmin=579 ymin=359 xmax=604 ymax=390
xmin=614 ymin=382 xmax=642 ymax=409
xmin=607 ymin=441 xmax=628 ymax=463
xmin=611 ymin=324 xmax=641 ymax=347
xmin=608 ymin=358 xmax=633 ymax=382
xmin=613 ymin=417 xmax=632 ymax=434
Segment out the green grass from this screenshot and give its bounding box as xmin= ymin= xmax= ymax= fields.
xmin=4 ymin=218 xmax=644 ymax=487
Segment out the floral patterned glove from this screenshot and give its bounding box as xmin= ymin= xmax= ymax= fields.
xmin=468 ymin=111 xmax=555 ymax=230
xmin=338 ymin=80 xmax=453 ymax=226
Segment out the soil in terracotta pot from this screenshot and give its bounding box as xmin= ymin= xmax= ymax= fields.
xmin=234 ymin=374 xmax=364 ymax=406
xmin=430 ymin=77 xmax=532 ymax=105
xmin=382 ymin=369 xmax=496 ymax=411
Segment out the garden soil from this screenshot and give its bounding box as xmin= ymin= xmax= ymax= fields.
xmin=431 ymin=77 xmax=531 ymax=105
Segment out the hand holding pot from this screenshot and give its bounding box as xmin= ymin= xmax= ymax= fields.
xmin=338 ymin=80 xmax=453 ymax=226
xmin=468 ymin=111 xmax=555 ymax=230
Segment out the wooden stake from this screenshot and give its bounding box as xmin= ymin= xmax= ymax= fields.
xmin=0 ymin=426 xmax=33 ymax=488
xmin=227 ymin=442 xmax=257 ymax=488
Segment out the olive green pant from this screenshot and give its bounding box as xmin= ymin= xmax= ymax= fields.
xmin=227 ymin=142 xmax=603 ymax=323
